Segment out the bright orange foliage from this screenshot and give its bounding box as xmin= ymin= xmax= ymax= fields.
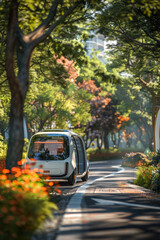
xmin=56 ymin=56 xmax=78 ymax=83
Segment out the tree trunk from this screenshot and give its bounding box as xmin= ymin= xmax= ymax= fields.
xmin=96 ymin=136 xmax=102 ymax=150
xmin=6 ymin=95 xmax=24 ymax=169
xmin=152 ymin=95 xmax=158 ymax=152
xmin=6 ymin=58 xmax=30 ymax=169
xmin=111 ymin=132 xmax=117 ymax=148
xmin=117 ymin=131 xmax=121 ymax=148
xmin=104 ymin=132 xmax=109 ymax=150
xmin=5 ymin=1 xmax=31 ymax=169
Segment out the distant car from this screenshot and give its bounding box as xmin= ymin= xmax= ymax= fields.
xmin=26 ymin=129 xmax=89 ymax=185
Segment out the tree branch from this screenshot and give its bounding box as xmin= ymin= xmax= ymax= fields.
xmin=139 ymin=77 xmax=156 ymax=98
xmin=0 ymin=79 xmax=7 ymax=86
xmin=117 ymin=24 xmax=155 ymax=47
xmin=24 ymin=0 xmax=83 ymax=49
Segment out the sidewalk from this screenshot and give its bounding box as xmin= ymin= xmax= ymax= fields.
xmin=121 ymin=167 xmax=160 ymax=201
xmin=80 ymin=166 xmax=160 ymax=240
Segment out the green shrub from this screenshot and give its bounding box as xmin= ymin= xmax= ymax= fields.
xmin=134 ymin=165 xmax=160 ymax=192
xmin=86 ymin=148 xmax=123 ymax=161
xmin=134 ymin=165 xmax=155 ymax=188
xmin=150 ymin=150 xmax=160 ymax=166
xmin=152 ymin=167 xmax=160 ymax=192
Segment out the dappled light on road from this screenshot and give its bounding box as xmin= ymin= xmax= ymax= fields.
xmin=56 ymin=161 xmax=160 ymax=240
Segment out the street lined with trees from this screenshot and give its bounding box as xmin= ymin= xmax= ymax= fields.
xmin=0 ymin=1 xmax=160 ymax=239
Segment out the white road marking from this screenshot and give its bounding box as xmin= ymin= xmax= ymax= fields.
xmin=92 ymin=198 xmax=160 ymax=210
xmin=56 ymin=165 xmax=124 ymax=239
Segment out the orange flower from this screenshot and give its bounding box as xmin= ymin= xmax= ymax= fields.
xmin=42 ymin=186 xmax=47 ymax=191
xmin=18 ymin=159 xmax=27 ymax=165
xmin=45 ymin=175 xmax=51 ymax=180
xmin=21 ymin=176 xmax=30 ymax=183
xmin=32 ymin=188 xmax=40 ymax=193
xmin=12 ymin=180 xmax=19 ymax=185
xmin=30 ymin=176 xmax=40 ymax=182
xmin=48 ymin=182 xmax=54 ymax=186
xmin=11 ymin=167 xmax=21 ymax=173
xmin=25 ymin=164 xmax=31 ymax=169
xmin=2 ymin=169 xmax=10 ymax=174
xmin=22 ymin=169 xmax=30 ymax=174
xmin=54 ymin=188 xmax=61 ymax=194
xmin=15 ymin=172 xmax=22 ymax=178
xmin=4 ymin=180 xmax=11 ymax=185
xmin=0 ymin=175 xmax=7 ymax=180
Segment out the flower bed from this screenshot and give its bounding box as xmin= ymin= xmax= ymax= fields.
xmin=0 ymin=160 xmax=58 ymax=240
xmin=125 ymin=151 xmax=160 ymax=192
xmin=121 ymin=152 xmax=150 ymax=167
xmin=134 ymin=165 xmax=160 ymax=192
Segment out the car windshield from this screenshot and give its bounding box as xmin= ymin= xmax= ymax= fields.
xmin=28 ymin=134 xmax=69 ymax=160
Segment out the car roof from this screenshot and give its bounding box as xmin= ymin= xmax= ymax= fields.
xmin=33 ymin=129 xmax=79 ymax=137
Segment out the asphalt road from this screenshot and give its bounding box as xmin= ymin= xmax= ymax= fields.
xmin=55 ymin=159 xmax=160 ymax=240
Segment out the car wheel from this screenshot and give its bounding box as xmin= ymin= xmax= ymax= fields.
xmin=81 ymin=169 xmax=89 ymax=181
xmin=68 ymin=170 xmax=76 ymax=185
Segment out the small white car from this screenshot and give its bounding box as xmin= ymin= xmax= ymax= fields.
xmin=26 ymin=129 xmax=89 ymax=185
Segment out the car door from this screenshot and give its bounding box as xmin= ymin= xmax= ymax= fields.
xmin=72 ymin=135 xmax=85 ymax=175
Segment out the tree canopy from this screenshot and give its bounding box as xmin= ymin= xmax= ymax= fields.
xmin=1 ymin=0 xmax=103 ymax=169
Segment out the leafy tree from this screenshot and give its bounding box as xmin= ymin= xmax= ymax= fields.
xmin=25 ymin=82 xmax=91 ymax=134
xmin=78 ymin=79 xmax=119 ymax=149
xmin=86 ymin=95 xmax=118 ymax=150
xmin=95 ymin=0 xmax=160 ymax=59
xmin=114 ymin=81 xmax=153 ymax=149
xmin=92 ymin=0 xmax=160 ymax=149
xmin=25 ymin=55 xmax=91 ymax=134
xmin=1 ymin=0 xmax=102 ymax=169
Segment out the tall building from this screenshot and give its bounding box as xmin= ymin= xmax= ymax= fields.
xmin=86 ymin=32 xmax=105 ymax=63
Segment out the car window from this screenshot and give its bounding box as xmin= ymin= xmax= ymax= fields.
xmin=28 ymin=134 xmax=69 ymax=160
